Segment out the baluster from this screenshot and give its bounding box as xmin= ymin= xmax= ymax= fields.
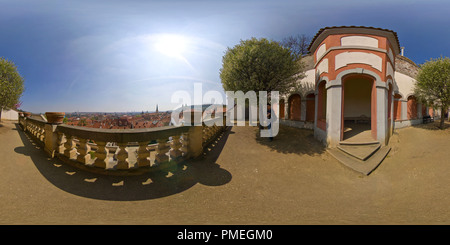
xmin=170 ymin=135 xmax=182 ymax=161
xmin=213 ymin=124 xmax=219 ymax=137
xmin=63 ymin=134 xmax=77 ymax=159
xmin=209 ymin=125 xmax=214 ymax=137
xmin=115 ymin=142 xmax=129 ymax=169
xmin=155 ymin=138 xmax=169 ymax=165
xmin=57 ymin=132 xmax=65 ymax=154
xmin=35 ymin=125 xmax=39 ymax=138
xmin=39 ymin=127 xmax=45 ymax=142
xmin=137 ymin=141 xmax=150 ymax=167
xmin=76 ymin=138 xmax=91 ymax=164
xmin=181 ymin=132 xmax=189 ymax=157
xmin=94 ymin=141 xmax=108 ymax=169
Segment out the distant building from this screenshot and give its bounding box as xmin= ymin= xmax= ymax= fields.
xmin=1 ymin=108 xmax=19 ymax=121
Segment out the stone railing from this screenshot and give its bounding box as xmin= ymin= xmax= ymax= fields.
xmin=19 ymin=116 xmax=47 ymax=145
xmin=18 ymin=113 xmax=227 ymax=175
xmin=202 ymin=117 xmax=226 ymax=148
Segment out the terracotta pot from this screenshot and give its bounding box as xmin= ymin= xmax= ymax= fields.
xmin=23 ymin=112 xmax=31 ymax=117
xmin=45 ymin=112 xmax=65 ymax=124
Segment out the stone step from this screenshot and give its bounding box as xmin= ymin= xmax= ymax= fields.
xmin=327 ymin=146 xmax=391 ymax=175
xmin=337 ymin=143 xmax=381 ymax=161
xmin=339 ymin=140 xmax=380 ymax=145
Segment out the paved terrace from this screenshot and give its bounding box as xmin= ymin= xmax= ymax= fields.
xmin=0 ymin=119 xmax=449 ymax=224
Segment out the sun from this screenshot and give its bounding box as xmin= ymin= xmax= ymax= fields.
xmin=154 ymin=34 xmax=188 ymax=59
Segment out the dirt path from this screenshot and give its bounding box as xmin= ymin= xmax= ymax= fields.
xmin=0 ymin=120 xmax=449 ymax=224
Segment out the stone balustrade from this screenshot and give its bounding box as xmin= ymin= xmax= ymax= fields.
xmin=18 ymin=112 xmax=227 ymax=174
xmin=202 ymin=117 xmax=226 ymax=148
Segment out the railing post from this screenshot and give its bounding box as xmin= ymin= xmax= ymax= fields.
xmin=44 ymin=124 xmax=60 ymax=158
xmin=94 ymin=141 xmax=108 ymax=169
xmin=31 ymin=124 xmax=36 ymax=137
xmin=39 ymin=127 xmax=45 ymax=142
xmin=187 ymin=126 xmax=203 ymax=159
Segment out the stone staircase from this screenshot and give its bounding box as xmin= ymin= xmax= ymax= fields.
xmin=327 ymin=141 xmax=391 ymax=175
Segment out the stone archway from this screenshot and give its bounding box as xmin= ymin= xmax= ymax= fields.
xmin=342 ymin=75 xmax=375 ymax=141
xmin=305 ymin=93 xmax=315 ymax=122
xmin=393 ymin=93 xmax=403 ymax=121
xmin=288 ymin=94 xmax=301 ymax=121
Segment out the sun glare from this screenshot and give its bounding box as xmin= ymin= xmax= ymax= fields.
xmin=154 ymin=34 xmax=187 ymax=59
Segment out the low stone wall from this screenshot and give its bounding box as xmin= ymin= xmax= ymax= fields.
xmin=314 ymin=126 xmax=327 ymax=146
xmin=280 ymin=119 xmax=314 ymax=130
xmin=394 ymin=118 xmax=423 ymax=129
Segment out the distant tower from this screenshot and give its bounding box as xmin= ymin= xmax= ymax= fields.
xmin=156 ymin=104 xmax=159 ymax=113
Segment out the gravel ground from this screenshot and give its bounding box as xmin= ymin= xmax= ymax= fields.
xmin=0 ymin=120 xmax=449 ymax=224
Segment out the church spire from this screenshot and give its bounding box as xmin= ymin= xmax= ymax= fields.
xmin=156 ymin=104 xmax=158 ymax=113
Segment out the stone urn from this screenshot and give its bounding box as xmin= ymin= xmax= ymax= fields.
xmin=23 ymin=112 xmax=31 ymax=117
xmin=45 ymin=112 xmax=65 ymax=124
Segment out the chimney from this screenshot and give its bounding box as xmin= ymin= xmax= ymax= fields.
xmin=401 ymin=47 xmax=405 ymax=56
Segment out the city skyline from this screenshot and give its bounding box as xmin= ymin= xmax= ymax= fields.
xmin=2 ymin=0 xmax=450 ymax=113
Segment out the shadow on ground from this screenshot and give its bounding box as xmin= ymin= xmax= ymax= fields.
xmin=411 ymin=120 xmax=450 ymax=130
xmin=255 ymin=124 xmax=326 ymax=156
xmin=13 ymin=123 xmax=232 ymax=201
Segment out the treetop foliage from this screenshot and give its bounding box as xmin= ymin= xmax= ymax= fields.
xmin=415 ymin=56 xmax=450 ymax=128
xmin=220 ymin=37 xmax=304 ymax=96
xmin=0 ymin=57 xmax=25 ymax=110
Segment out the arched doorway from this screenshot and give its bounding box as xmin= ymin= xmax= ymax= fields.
xmin=289 ymin=94 xmax=301 ymax=121
xmin=279 ymin=99 xmax=285 ymax=119
xmin=407 ymin=95 xmax=418 ymax=119
xmin=342 ymin=75 xmax=375 ymax=141
xmin=316 ymin=81 xmax=327 ymax=131
xmin=393 ymin=93 xmax=402 ymax=121
xmin=305 ymin=93 xmax=315 ymax=122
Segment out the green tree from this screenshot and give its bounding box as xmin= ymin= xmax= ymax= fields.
xmin=220 ymin=37 xmax=303 ymax=96
xmin=415 ymin=56 xmax=450 ymax=129
xmin=0 ymin=57 xmax=25 ymax=121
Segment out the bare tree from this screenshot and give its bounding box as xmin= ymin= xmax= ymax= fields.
xmin=280 ymin=34 xmax=312 ymax=57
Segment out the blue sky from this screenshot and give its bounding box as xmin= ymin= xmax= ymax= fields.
xmin=1 ymin=0 xmax=450 ymax=113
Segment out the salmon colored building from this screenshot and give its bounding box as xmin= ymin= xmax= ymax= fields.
xmin=280 ymin=26 xmax=429 ymax=148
